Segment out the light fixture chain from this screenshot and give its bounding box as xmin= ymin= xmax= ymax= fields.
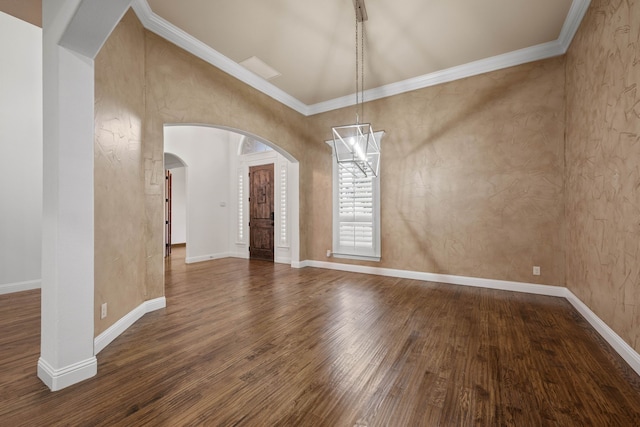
xmin=361 ymin=17 xmax=365 ymax=123
xmin=355 ymin=8 xmax=358 ymax=121
xmin=331 ymin=0 xmax=380 ymax=178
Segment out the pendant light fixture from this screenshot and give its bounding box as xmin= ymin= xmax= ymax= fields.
xmin=331 ymin=0 xmax=380 ymax=177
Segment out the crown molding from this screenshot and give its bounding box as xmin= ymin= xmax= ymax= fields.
xmin=558 ymin=0 xmax=591 ymax=51
xmin=309 ymin=0 xmax=591 ymax=115
xmin=130 ymin=0 xmax=309 ymax=115
xmin=307 ymin=40 xmax=564 ymax=115
xmin=131 ymin=0 xmax=590 ymax=117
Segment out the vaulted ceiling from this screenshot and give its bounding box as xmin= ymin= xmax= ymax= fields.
xmin=137 ymin=0 xmax=589 ymax=115
xmin=0 ymin=0 xmax=590 ymax=116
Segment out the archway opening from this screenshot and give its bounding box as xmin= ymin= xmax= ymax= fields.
xmin=163 ymin=124 xmax=300 ymax=266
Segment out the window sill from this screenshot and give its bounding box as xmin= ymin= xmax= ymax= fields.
xmin=332 ymin=253 xmax=381 ymax=263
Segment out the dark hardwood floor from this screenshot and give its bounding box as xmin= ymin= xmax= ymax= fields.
xmin=2 ymin=247 xmax=640 ymax=425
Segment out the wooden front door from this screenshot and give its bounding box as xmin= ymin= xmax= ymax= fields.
xmin=249 ymin=164 xmax=274 ymax=261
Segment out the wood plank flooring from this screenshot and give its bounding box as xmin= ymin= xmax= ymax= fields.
xmin=2 ymin=247 xmax=640 ymax=425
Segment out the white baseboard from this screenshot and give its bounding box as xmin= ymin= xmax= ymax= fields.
xmin=191 ymin=252 xmax=292 ymax=265
xmin=291 ymin=260 xmax=310 ymax=269
xmin=145 ymin=296 xmax=167 ymax=313
xmin=94 ymin=297 xmax=167 ymax=354
xmin=564 ymin=289 xmax=640 ymax=375
xmin=299 ymin=259 xmax=640 ymax=377
xmin=37 ymin=356 xmax=97 ymax=391
xmin=185 ymin=252 xmax=234 ymax=264
xmin=0 ymin=279 xmax=41 ymax=295
xmin=303 ymin=260 xmax=566 ymax=297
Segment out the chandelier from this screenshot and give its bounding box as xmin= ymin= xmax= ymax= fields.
xmin=331 ymin=0 xmax=380 ymax=177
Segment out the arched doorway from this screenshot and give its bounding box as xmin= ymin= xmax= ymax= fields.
xmin=163 ymin=124 xmax=300 ymax=266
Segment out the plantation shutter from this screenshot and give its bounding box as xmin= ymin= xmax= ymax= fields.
xmin=279 ymin=164 xmax=288 ymax=246
xmin=336 ymin=163 xmax=375 ymax=255
xmin=237 ymin=168 xmax=244 ymax=243
xmin=329 ymin=130 xmax=383 ymax=261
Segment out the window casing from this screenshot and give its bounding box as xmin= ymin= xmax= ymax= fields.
xmin=330 ymin=132 xmax=383 ymax=261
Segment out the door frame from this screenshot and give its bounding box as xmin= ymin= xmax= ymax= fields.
xmin=237 ymin=149 xmax=295 ymax=265
xmin=240 ymin=154 xmax=277 ymax=259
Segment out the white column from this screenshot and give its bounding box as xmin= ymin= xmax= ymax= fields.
xmin=39 ymin=0 xmax=132 ymax=391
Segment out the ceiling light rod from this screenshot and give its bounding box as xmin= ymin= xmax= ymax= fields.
xmin=353 ymin=0 xmax=368 ymax=22
xmin=331 ymin=0 xmax=380 ymax=178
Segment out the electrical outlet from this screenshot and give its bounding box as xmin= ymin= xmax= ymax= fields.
xmin=101 ymin=303 xmax=107 ymax=319
xmin=533 ymin=266 xmax=541 ymax=276
xmin=326 ymin=249 xmax=331 ymax=257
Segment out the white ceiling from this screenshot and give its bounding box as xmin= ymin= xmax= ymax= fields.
xmin=133 ymin=0 xmax=590 ymax=116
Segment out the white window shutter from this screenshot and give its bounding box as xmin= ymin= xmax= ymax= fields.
xmin=279 ymin=164 xmax=288 ymax=246
xmin=330 ymin=131 xmax=383 ymax=260
xmin=338 ymin=164 xmax=374 ymax=251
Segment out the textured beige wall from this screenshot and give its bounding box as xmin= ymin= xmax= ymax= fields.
xmin=94 ymin=12 xmax=312 ymax=335
xmin=307 ymin=58 xmax=567 ymax=285
xmin=94 ymin=11 xmax=147 ymax=335
xmin=95 ymin=11 xmax=308 ymax=335
xmin=566 ymin=0 xmax=640 ymax=351
xmin=95 ymin=10 xmax=568 ymax=337
xmin=143 ymin=30 xmax=313 ymax=290
xmin=92 ymin=0 xmax=640 ymax=360
xmin=0 ymin=0 xmax=41 ymax=27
